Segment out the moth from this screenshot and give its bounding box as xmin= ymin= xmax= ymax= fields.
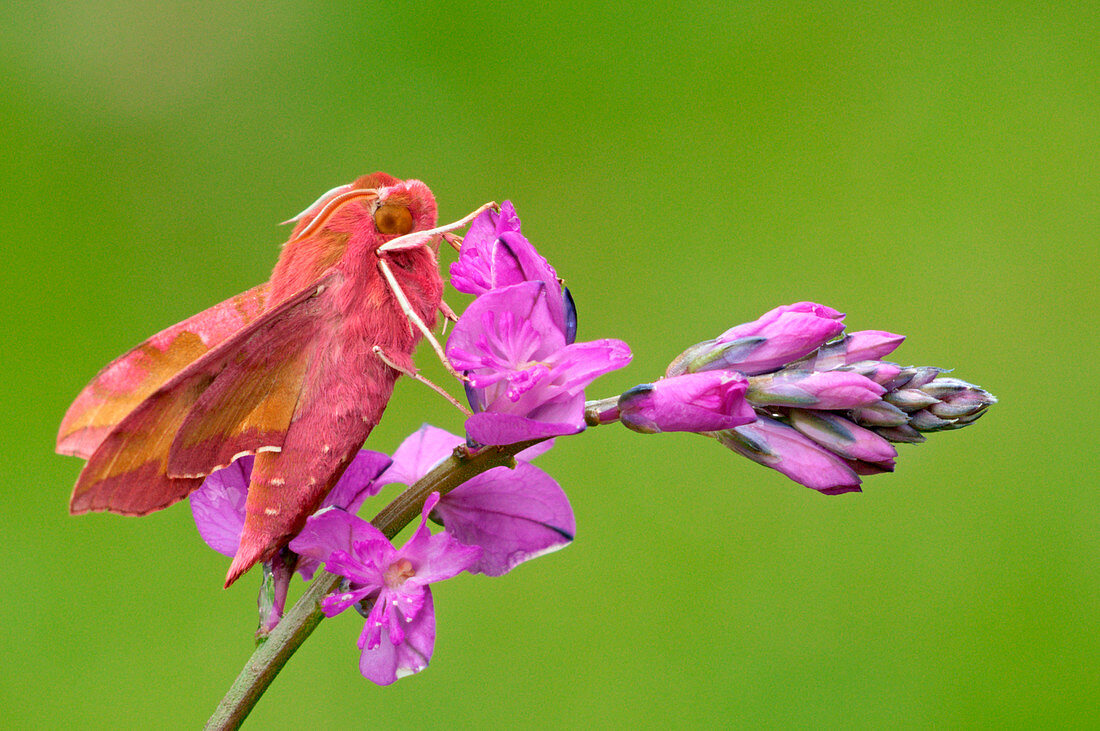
xmin=57 ymin=172 xmax=490 ymax=586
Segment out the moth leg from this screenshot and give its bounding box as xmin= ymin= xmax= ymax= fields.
xmin=437 ymin=298 xmax=458 ymax=338
xmin=439 ymin=299 xmax=459 ymax=321
xmin=439 ymin=298 xmax=460 ymax=325
xmin=377 ymin=257 xmax=468 ymax=383
xmin=442 ymin=232 xmax=463 ymax=252
xmin=376 ymin=201 xmax=498 ymax=254
xmin=372 ymin=346 xmax=472 ymax=416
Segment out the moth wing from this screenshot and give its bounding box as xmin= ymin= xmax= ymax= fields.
xmin=69 ymin=275 xmax=336 ymax=516
xmin=57 ymin=284 xmax=270 ymax=459
xmin=166 ymin=282 xmax=338 ymax=478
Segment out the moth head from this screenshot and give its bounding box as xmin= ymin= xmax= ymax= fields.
xmin=284 ymin=173 xmax=437 ymax=245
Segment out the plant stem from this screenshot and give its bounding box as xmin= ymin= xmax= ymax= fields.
xmin=204 ymin=437 xmax=544 ymax=730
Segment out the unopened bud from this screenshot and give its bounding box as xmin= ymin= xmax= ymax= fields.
xmin=798 ymin=330 xmax=905 ymax=370
xmin=908 ymin=409 xmax=953 ymax=432
xmin=788 ymin=410 xmax=897 ymax=464
xmin=850 ymin=401 xmax=910 ymax=427
xmin=748 ymin=370 xmax=885 ymax=410
xmin=619 ymin=372 xmax=755 ymax=434
xmin=716 ymin=416 xmax=861 ymax=494
xmin=874 ymin=425 xmax=926 ymax=443
xmin=884 ymin=389 xmax=940 ymax=412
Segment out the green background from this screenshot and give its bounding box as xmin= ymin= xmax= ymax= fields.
xmin=2 ymin=2 xmax=1096 ymax=728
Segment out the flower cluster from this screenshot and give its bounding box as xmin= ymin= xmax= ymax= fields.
xmin=187 ymin=201 xmax=996 ymax=692
xmin=615 ymin=302 xmax=996 ymax=493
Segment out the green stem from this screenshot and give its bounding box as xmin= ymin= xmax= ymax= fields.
xmin=204 ymin=437 xmax=543 ymax=730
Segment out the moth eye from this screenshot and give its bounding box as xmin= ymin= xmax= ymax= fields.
xmin=374 ymin=204 xmax=414 ymax=235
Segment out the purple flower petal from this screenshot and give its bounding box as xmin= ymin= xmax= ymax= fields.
xmin=464 ymin=411 xmax=585 ymax=445
xmin=190 ymin=456 xmax=252 ymax=556
xmin=447 ymin=281 xmax=566 ymax=375
xmin=449 ymin=202 xmax=523 ymax=295
xmin=379 ymin=424 xmax=464 ymax=489
xmin=357 ymin=589 xmax=436 ymax=685
xmin=289 ymin=508 xmax=391 ymax=570
xmin=544 ymin=339 xmax=634 ymax=396
xmin=194 ymin=450 xmax=393 ymax=579
xmin=447 ymin=200 xmax=571 ymax=337
xmin=432 ymin=461 xmax=575 ymax=576
xmin=321 ymin=582 xmax=378 ymax=618
xmin=394 ymin=493 xmax=442 ymax=571
xmin=370 ymin=581 xmax=428 ymax=646
xmin=449 ymin=201 xmax=561 ymax=300
xmin=409 ymin=530 xmax=484 ymax=585
xmin=320 ymin=450 xmax=393 ymax=513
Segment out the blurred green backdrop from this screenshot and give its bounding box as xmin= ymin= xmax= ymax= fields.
xmin=2 ymin=2 xmax=1097 ymax=728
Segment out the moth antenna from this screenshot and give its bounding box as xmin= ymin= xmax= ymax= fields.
xmin=287 ymin=188 xmax=379 ymax=243
xmin=280 ymin=182 xmax=356 ymax=225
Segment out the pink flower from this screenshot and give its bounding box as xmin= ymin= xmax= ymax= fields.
xmin=449 ymin=201 xmax=575 ymax=342
xmin=190 ymin=450 xmax=392 ymax=578
xmin=447 ymin=281 xmax=631 ymax=445
xmin=189 ymin=450 xmax=393 ymax=632
xmin=289 ymin=494 xmax=481 ymax=685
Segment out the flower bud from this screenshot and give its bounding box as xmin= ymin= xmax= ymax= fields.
xmin=648 ymin=301 xmax=995 ymax=495
xmin=882 ymin=366 xmax=944 ymax=392
xmin=668 ymin=302 xmax=846 ymax=377
xmin=788 ymin=410 xmax=898 ymax=464
xmin=883 ymin=388 xmax=940 ymax=412
xmin=849 ymin=401 xmax=910 ymax=427
xmin=833 ymin=360 xmax=904 ymax=385
xmin=747 ymin=370 xmax=885 ymax=410
xmin=716 ymin=416 xmax=861 ymax=494
xmin=908 ymin=409 xmax=952 ymax=431
xmin=619 ymin=372 xmax=755 ymax=434
xmin=920 ymin=377 xmax=997 ymax=412
xmin=874 ymin=425 xmax=926 ymax=443
xmin=798 ymin=330 xmax=905 ymax=370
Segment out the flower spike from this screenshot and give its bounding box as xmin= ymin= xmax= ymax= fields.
xmin=616 ymin=302 xmax=995 ymax=494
